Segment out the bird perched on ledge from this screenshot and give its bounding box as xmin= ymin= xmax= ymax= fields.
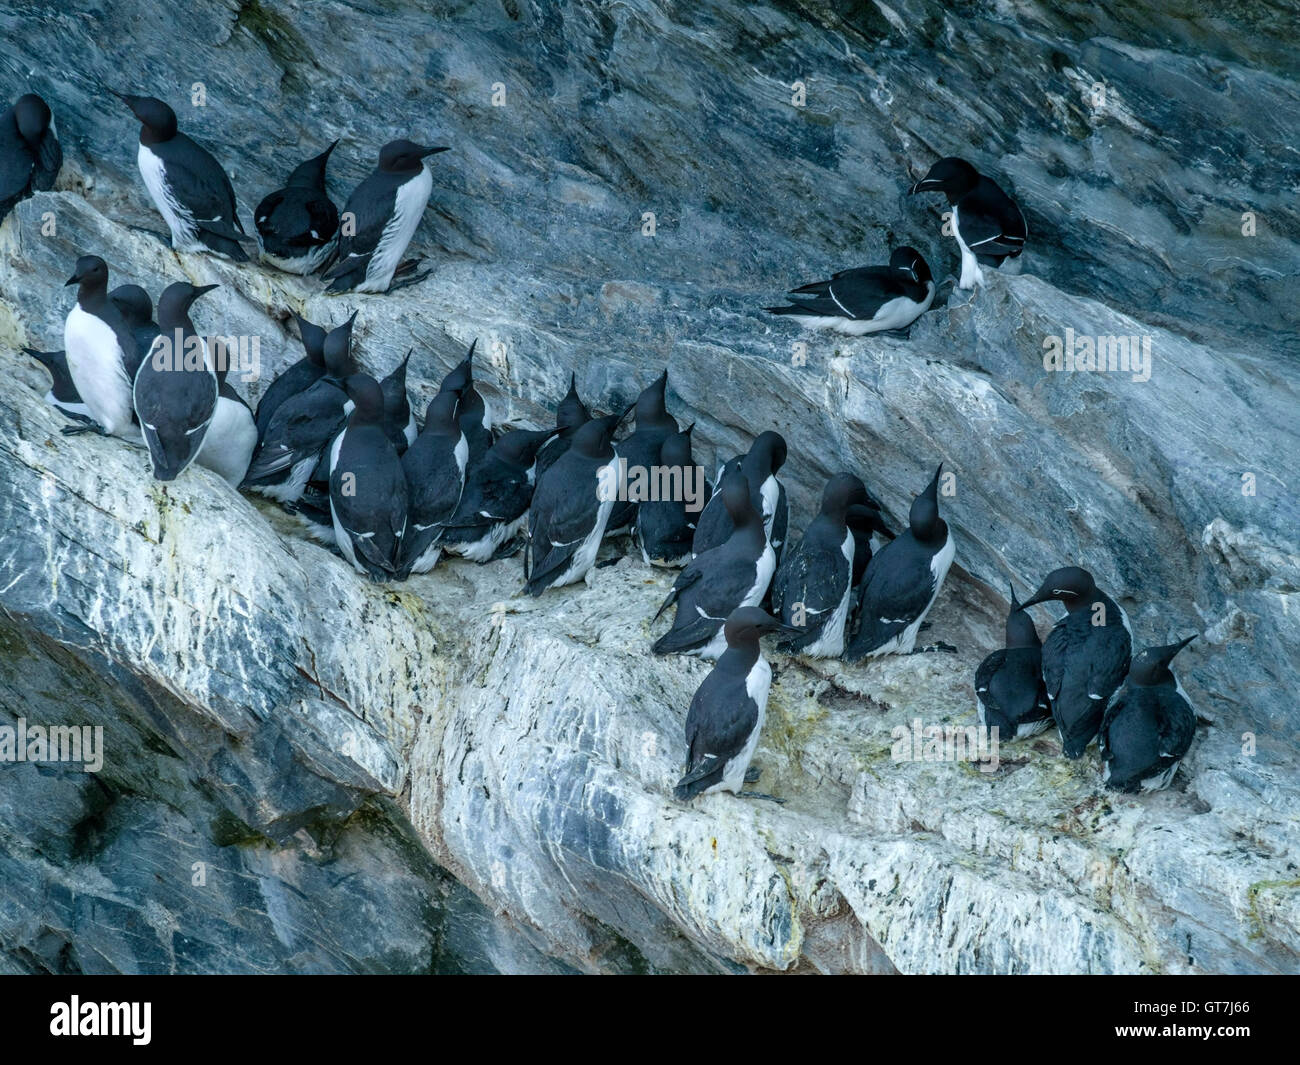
xmin=909 ymin=157 xmax=1026 ymax=289
xmin=766 ymin=246 xmax=935 ymax=336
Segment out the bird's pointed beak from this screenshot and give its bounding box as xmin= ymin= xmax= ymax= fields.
xmin=64 ymin=274 xmax=79 ymax=286
xmin=419 ymin=145 xmax=451 ymax=158
xmin=909 ymin=177 xmax=942 ymax=194
xmin=192 ymin=284 xmax=219 ymax=299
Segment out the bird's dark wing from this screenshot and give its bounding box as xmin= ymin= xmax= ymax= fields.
xmin=1157 ymin=694 xmax=1197 ymax=760
xmin=958 ymin=180 xmax=1027 ymax=257
xmin=328 ymin=172 xmax=396 ymax=263
xmin=33 ymin=130 xmax=61 ymax=190
xmin=846 ymin=537 xmax=933 ymax=654
xmin=677 ymin=672 xmax=757 ymax=793
xmin=167 ymin=134 xmax=248 ymax=241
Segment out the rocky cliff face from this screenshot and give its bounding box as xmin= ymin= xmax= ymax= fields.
xmin=0 ymin=0 xmax=1296 ymax=973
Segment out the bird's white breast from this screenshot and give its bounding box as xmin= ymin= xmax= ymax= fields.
xmin=64 ymin=304 xmax=133 ymax=436
xmin=138 ymin=143 xmax=200 ymax=250
xmin=358 ymin=166 xmax=433 ymax=293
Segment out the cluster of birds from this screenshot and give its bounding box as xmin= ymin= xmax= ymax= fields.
xmin=5 ymin=85 xmax=1198 ymax=807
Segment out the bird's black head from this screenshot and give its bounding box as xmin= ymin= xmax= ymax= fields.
xmin=1129 ymin=634 xmax=1197 ymax=687
xmin=1020 ymin=566 xmax=1098 ymax=611
xmin=634 ymin=369 xmax=673 ymax=429
xmin=114 ymin=93 xmax=178 ymax=140
xmin=659 ymin=423 xmax=695 ymax=467
xmin=323 ymin=310 xmax=359 ymax=378
xmin=111 ymin=284 xmax=153 ymax=327
xmin=286 ymin=139 xmax=337 ymax=188
xmin=846 ymin=502 xmax=893 ymax=540
xmin=555 ymin=372 xmax=590 ymax=436
xmin=65 ymin=254 xmax=109 ymax=292
xmin=14 ymin=93 xmax=52 ymax=144
xmin=377 ymin=139 xmax=449 ymax=174
xmin=723 ymin=606 xmax=798 ymax=647
xmin=908 ymin=463 xmax=945 ymax=541
xmin=492 ymin=427 xmax=559 ymax=469
xmin=293 ymin=312 xmax=328 ymax=367
xmin=384 ymin=349 xmax=413 ymax=391
xmin=156 ymin=281 xmax=217 ymax=326
xmin=1004 ymin=584 xmax=1041 ymax=649
xmin=820 ymin=472 xmax=869 ymax=521
xmin=571 ymin=407 xmax=626 ymax=459
xmin=439 ymin=340 xmax=475 ymax=396
xmin=421 ymin=391 xmax=460 ymax=436
xmin=343 ymin=373 xmax=385 ymax=421
xmin=718 ymin=469 xmax=757 ymax=527
xmin=909 ymin=157 xmax=979 ymax=202
xmin=889 ymin=245 xmax=932 ymax=285
xmin=747 ymin=430 xmax=787 ymax=478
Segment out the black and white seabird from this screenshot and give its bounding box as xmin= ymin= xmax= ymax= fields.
xmin=114 ymin=93 xmax=252 ymax=261
xmin=1100 ymin=635 xmax=1198 ymax=793
xmin=766 ymin=247 xmax=936 ymax=336
xmin=691 ymin=430 xmax=788 ymax=561
xmin=243 ymin=311 xmax=358 ymax=502
xmin=397 ymin=391 xmax=467 ymax=577
xmin=25 ymin=348 xmax=93 ymax=424
xmin=844 ymin=464 xmax=954 ymax=659
xmin=195 ymin=357 xmax=257 ymax=487
xmin=1 ymin=92 xmax=61 ymax=221
xmin=770 ymin=473 xmax=870 ymax=658
xmin=535 ymin=373 xmax=591 ymax=480
xmin=1020 ymin=566 xmax=1133 ymax=759
xmin=974 ymin=584 xmax=1052 ymax=740
xmin=321 ymin=140 xmax=448 ymax=293
xmin=607 ymin=369 xmax=677 ymax=534
xmin=132 ymin=281 xmax=220 ymax=481
xmin=909 ymin=157 xmax=1026 ymax=290
xmin=328 ymin=374 xmax=408 ymax=580
xmin=254 ymin=313 xmax=328 ymax=440
xmin=653 ymin=470 xmax=776 ymax=660
xmin=634 ymin=424 xmax=709 ymax=568
xmin=435 ymin=426 xmax=555 ymax=565
xmin=61 ymin=255 xmax=142 ymax=438
xmin=436 ymin=340 xmax=494 ymax=463
xmin=380 ymin=349 xmax=417 ymax=453
xmin=255 ymin=140 xmax=339 ymax=274
xmin=674 ymin=607 xmax=795 ymax=802
xmin=524 ymin=411 xmax=627 ymax=595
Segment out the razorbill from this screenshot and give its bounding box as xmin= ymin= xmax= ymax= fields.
xmin=524 ymin=410 xmax=627 ymax=595
xmin=255 ymin=140 xmax=339 ymax=274
xmin=692 ymin=431 xmax=788 ymax=561
xmin=909 ymin=157 xmax=1026 ymax=289
xmin=439 ymin=426 xmax=557 ymax=565
xmin=1099 ymin=635 xmax=1198 ymax=793
xmin=61 ymin=255 xmax=142 ymax=438
xmin=24 ymin=348 xmax=93 ymax=424
xmin=607 ymin=369 xmax=677 ymax=534
xmin=328 ymin=374 xmax=408 ymax=580
xmin=243 ymin=311 xmax=358 ymax=502
xmin=1 ymin=92 xmax=61 ymax=221
xmin=1021 ymin=566 xmax=1133 ymax=759
xmin=653 ymin=470 xmax=776 ymax=660
xmin=195 ymin=358 xmax=257 ymax=487
xmin=844 ymin=464 xmax=954 ymax=659
xmin=674 ymin=607 xmax=795 ymax=802
xmin=975 ymin=584 xmax=1052 ymax=740
xmin=379 ymin=349 xmax=417 ymax=453
xmin=132 ymin=281 xmax=219 ymax=481
xmin=634 ymin=424 xmax=709 ymax=568
xmin=114 ymin=92 xmax=252 ymax=261
xmin=254 ymin=313 xmax=328 ymax=440
xmin=397 ymin=391 xmax=467 ymax=577
xmin=535 ymin=372 xmax=591 ymax=480
xmin=321 ymin=139 xmax=448 ymax=293
xmin=766 ymin=247 xmax=936 ymax=336
xmin=770 ymin=473 xmax=870 ymax=657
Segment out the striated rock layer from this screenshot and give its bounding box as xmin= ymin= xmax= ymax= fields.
xmin=0 ymin=0 xmax=1296 ymax=972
